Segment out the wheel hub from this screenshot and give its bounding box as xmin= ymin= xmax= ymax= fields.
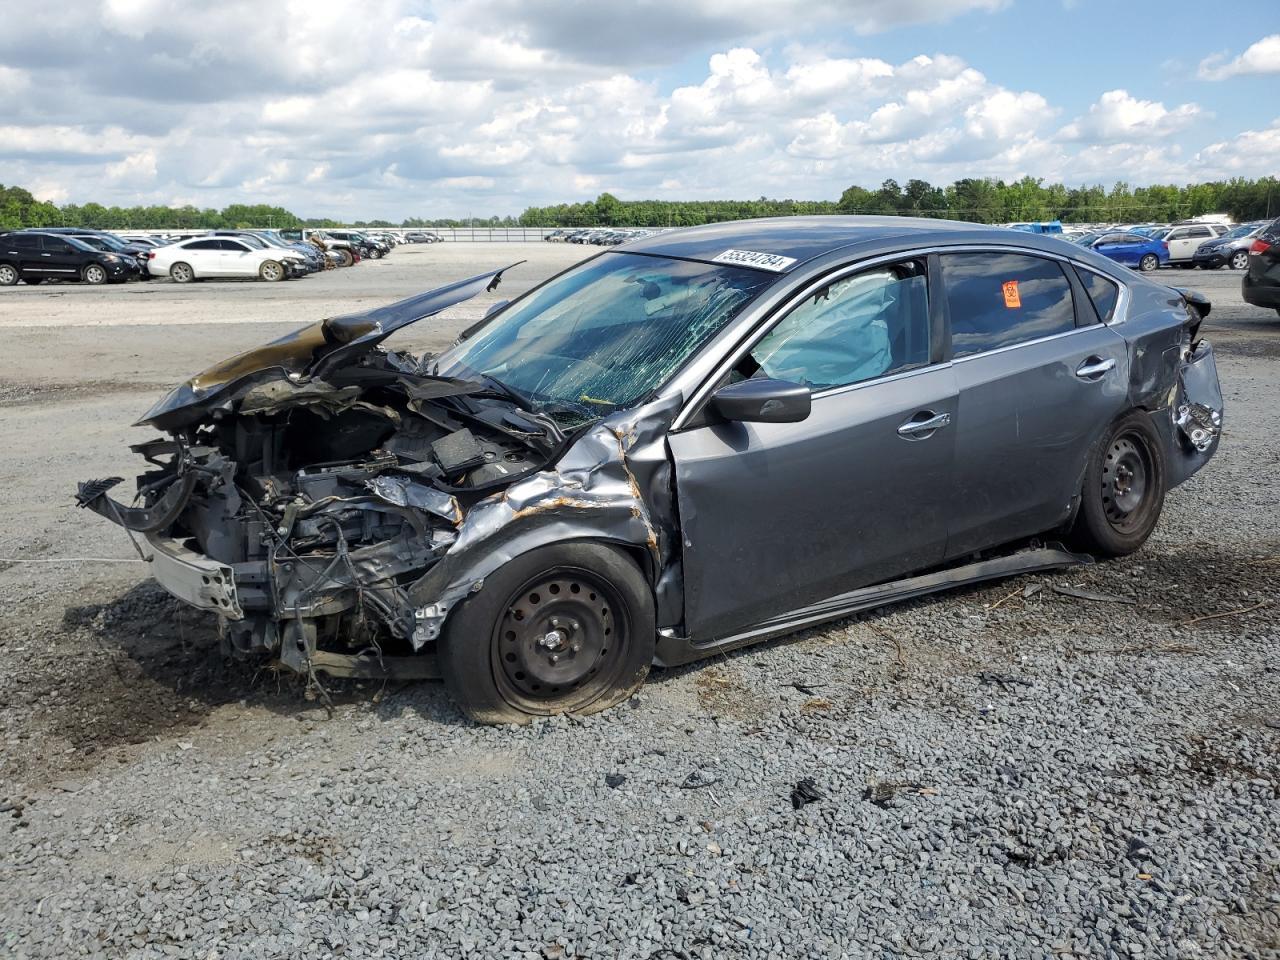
xmin=498 ymin=576 xmax=615 ymax=698
xmin=1102 ymin=436 xmax=1149 ymax=525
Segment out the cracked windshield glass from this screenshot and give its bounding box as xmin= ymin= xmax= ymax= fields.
xmin=433 ymin=252 xmax=777 ymax=425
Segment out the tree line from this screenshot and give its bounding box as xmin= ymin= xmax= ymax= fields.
xmin=3 ymin=176 xmax=1276 ymax=232
xmin=518 ymin=177 xmax=1279 ymax=227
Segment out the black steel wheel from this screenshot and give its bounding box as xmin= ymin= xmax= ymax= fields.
xmin=493 ymin=570 xmax=625 ymax=708
xmin=1071 ymin=412 xmax=1166 ymax=556
xmin=439 ymin=542 xmax=655 ymax=724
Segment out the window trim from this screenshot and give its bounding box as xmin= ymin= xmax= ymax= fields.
xmin=669 ymin=242 xmax=1132 ymax=432
xmin=936 ymin=249 xmax=1083 ymax=361
xmin=672 ymin=252 xmax=938 ymax=431
xmin=747 ymin=260 xmax=932 ymax=395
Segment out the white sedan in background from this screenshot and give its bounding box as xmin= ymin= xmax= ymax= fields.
xmin=147 ymin=236 xmax=306 ymax=282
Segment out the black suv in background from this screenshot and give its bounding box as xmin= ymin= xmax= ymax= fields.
xmin=0 ymin=231 xmax=143 ymax=285
xmin=1242 ymin=217 xmax=1280 ymax=316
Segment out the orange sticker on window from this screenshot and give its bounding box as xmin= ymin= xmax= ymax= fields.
xmin=1002 ymin=280 xmax=1021 ymax=308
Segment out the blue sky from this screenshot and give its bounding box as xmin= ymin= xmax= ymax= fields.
xmin=0 ymin=0 xmax=1275 ymax=218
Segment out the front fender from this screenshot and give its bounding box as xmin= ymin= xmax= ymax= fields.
xmin=405 ymin=395 xmax=683 ymax=647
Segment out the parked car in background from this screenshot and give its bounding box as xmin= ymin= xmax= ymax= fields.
xmin=78 ymin=217 xmax=1223 ymax=723
xmin=1242 ymin=217 xmax=1280 ymax=316
xmin=1085 ymin=232 xmax=1169 ymax=272
xmin=1192 ymin=221 xmax=1268 ymax=270
xmin=146 ymin=236 xmax=306 ymax=282
xmin=0 ymin=230 xmax=142 ymax=285
xmin=326 ymin=229 xmax=388 ymax=259
xmin=63 ymin=232 xmax=153 ymax=277
xmin=1159 ymin=223 xmax=1227 ymax=267
xmin=210 ymin=230 xmax=323 ymax=274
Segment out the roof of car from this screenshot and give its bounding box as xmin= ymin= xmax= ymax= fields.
xmin=619 ymin=215 xmax=1033 ymax=271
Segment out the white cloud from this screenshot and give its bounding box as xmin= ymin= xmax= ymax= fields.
xmin=1058 ymin=90 xmax=1202 ymax=143
xmin=1198 ymin=33 xmax=1280 ymax=80
xmin=1194 ymin=118 xmax=1280 ymax=174
xmin=0 ymin=3 xmax=1270 ymax=219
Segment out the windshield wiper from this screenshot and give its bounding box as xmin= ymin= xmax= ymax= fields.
xmin=471 ymin=372 xmax=533 ymax=411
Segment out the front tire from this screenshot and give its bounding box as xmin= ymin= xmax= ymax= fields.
xmin=1230 ymin=250 xmax=1249 ymax=270
xmin=1138 ymin=254 xmax=1158 ymax=272
xmin=170 ymin=262 xmax=194 ymax=283
xmin=83 ymin=264 xmax=108 ymax=285
xmin=1071 ymin=412 xmax=1166 ymax=557
xmin=439 ymin=542 xmax=655 ymax=724
xmin=259 ymin=260 xmax=285 ymax=282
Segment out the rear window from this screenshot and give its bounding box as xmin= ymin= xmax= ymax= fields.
xmin=940 ymin=252 xmax=1076 ymax=358
xmin=1077 ymin=269 xmax=1120 ymax=322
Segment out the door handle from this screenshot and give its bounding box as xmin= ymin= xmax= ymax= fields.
xmin=897 ymin=411 xmax=952 ymax=438
xmin=1075 ymin=356 xmax=1116 ymax=380
xmin=41 ymin=253 xmax=52 ymax=257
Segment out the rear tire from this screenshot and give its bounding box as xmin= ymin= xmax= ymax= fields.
xmin=439 ymin=542 xmax=655 ymax=724
xmin=0 ymin=263 xmax=18 ymax=286
xmin=1138 ymin=254 xmax=1158 ymax=272
xmin=170 ymin=262 xmax=194 ymax=283
xmin=1230 ymin=250 xmax=1249 ymax=270
xmin=1071 ymin=412 xmax=1166 ymax=557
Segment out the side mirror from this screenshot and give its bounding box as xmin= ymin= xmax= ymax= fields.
xmin=710 ymin=378 xmax=811 ymax=424
xmin=484 ymin=299 xmax=510 ymax=318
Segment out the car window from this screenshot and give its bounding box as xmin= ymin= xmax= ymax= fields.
xmin=1167 ymin=229 xmax=1186 ymax=240
xmin=1076 ymin=269 xmax=1120 ymax=323
xmin=940 ymin=252 xmax=1076 ymax=358
xmin=185 ymin=240 xmax=221 ymax=250
xmin=41 ymin=237 xmax=74 ymax=253
xmin=747 ymin=261 xmax=930 ymax=391
xmin=1188 ymin=227 xmax=1211 ymax=238
xmin=1096 ymin=234 xmax=1128 ymax=244
xmin=7 ymin=235 xmax=40 ymax=250
xmin=220 ymin=239 xmax=249 ymax=251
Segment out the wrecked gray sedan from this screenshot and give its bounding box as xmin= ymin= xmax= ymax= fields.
xmin=78 ymin=217 xmax=1223 ymax=723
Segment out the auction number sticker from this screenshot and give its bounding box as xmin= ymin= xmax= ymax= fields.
xmin=713 ymin=249 xmax=798 ymax=272
xmin=1002 ymin=280 xmax=1021 ymax=308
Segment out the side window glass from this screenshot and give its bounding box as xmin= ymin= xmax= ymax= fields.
xmin=747 ymin=261 xmax=930 ymax=390
xmin=1077 ymin=269 xmax=1120 ymax=323
xmin=42 ymin=238 xmax=72 ymax=253
xmin=10 ymin=235 xmax=39 ymax=250
xmin=940 ymin=252 xmax=1075 ymax=358
xmin=187 ymin=240 xmax=218 ymax=250
xmin=220 ymin=240 xmax=247 ymax=251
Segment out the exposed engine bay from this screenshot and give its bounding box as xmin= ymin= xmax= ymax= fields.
xmin=73 ymin=263 xmax=633 ymax=679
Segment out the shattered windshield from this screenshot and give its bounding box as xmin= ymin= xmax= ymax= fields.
xmin=433 ymin=252 xmax=776 ymax=423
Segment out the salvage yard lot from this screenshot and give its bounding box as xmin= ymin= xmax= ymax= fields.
xmin=1 ymin=243 xmax=1277 ymax=957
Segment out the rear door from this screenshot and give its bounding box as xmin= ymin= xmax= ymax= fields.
xmin=668 ymin=256 xmax=957 ymax=640
xmin=6 ymin=234 xmax=43 ymax=277
xmin=939 ymin=250 xmax=1129 ymax=557
xmin=1166 ymin=226 xmax=1212 ymax=262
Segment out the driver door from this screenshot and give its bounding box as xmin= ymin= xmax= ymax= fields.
xmin=667 ymin=258 xmax=957 ymax=641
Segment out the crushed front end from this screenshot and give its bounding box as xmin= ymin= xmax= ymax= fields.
xmin=73 ymin=265 xmax=583 ymax=679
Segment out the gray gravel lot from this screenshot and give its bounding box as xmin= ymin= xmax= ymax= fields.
xmin=0 ymin=245 xmax=1277 ymax=959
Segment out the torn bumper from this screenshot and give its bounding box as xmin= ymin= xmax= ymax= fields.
xmin=1162 ymin=339 xmax=1224 ymax=488
xmin=144 ymin=534 xmax=244 ymax=619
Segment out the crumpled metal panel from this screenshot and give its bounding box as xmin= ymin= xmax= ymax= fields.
xmin=405 ymin=394 xmax=683 ymax=647
xmin=365 ymin=475 xmax=464 ymax=527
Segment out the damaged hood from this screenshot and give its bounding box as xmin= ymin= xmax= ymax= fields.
xmin=137 ymin=262 xmax=522 ymax=431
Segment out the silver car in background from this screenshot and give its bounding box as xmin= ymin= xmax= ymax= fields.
xmin=1192 ymin=221 xmax=1268 ymax=270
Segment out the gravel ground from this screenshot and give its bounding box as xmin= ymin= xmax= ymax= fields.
xmin=0 ymin=247 xmax=1277 ymax=959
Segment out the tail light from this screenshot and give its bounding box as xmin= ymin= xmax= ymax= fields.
xmin=1161 ymin=242 xmax=1169 ymax=250
xmin=145 ymin=251 xmax=155 ymax=259
xmin=1250 ymin=238 xmax=1271 ymax=255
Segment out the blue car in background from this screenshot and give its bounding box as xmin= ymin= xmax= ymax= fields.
xmin=1082 ymin=231 xmax=1169 ymax=272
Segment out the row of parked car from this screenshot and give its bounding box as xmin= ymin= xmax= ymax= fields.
xmin=544 ymin=228 xmax=667 ymax=245
xmin=0 ymin=227 xmax=404 ymax=286
xmin=1060 ymin=220 xmax=1271 ymax=273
